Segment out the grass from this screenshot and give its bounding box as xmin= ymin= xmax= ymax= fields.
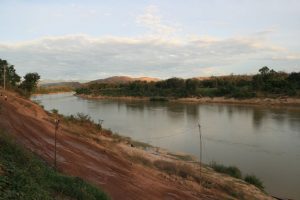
xmin=210 ymin=162 xmax=265 ymax=192
xmin=153 ymin=160 xmax=200 ymax=183
xmin=210 ymin=161 xmax=242 ymax=179
xmin=244 ymin=175 xmax=264 ymax=190
xmin=0 ymin=130 xmax=109 ymax=200
xmin=128 ymin=154 xmax=153 ymax=168
xmin=167 ymin=152 xmax=194 ymax=161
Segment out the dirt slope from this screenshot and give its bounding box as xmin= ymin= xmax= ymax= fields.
xmin=0 ymin=91 xmax=273 ymax=200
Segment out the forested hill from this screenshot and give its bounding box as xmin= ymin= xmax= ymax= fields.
xmin=76 ymin=67 xmax=300 ymax=99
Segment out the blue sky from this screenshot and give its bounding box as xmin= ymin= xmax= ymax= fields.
xmin=0 ymin=0 xmax=299 ymax=80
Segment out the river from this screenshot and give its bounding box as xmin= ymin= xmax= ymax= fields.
xmin=31 ymin=92 xmax=300 ymax=199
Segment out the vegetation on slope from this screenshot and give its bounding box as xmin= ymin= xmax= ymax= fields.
xmin=76 ymin=67 xmax=300 ymax=99
xmin=0 ymin=130 xmax=109 ymax=200
xmin=210 ymin=162 xmax=264 ymax=191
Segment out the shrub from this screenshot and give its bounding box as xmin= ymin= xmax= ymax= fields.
xmin=210 ymin=162 xmax=242 ymax=179
xmin=129 ymin=154 xmax=153 ymax=167
xmin=64 ymin=113 xmax=94 ymax=124
xmin=244 ymin=175 xmax=264 ymax=190
xmin=51 ymin=109 xmax=59 ymax=114
xmin=153 ymin=160 xmax=199 ymax=182
xmin=153 ymin=160 xmax=177 ymax=175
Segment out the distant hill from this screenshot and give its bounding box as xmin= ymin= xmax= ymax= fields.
xmin=87 ymin=76 xmax=160 ymax=85
xmin=39 ymin=81 xmax=82 ymax=89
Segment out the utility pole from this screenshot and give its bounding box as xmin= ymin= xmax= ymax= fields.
xmin=198 ymin=123 xmax=202 ymax=183
xmin=54 ymin=119 xmax=60 ymax=171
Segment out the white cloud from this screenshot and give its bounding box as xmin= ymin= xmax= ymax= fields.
xmin=1 ymin=33 xmax=298 ymax=80
xmin=136 ymin=5 xmax=177 ymax=36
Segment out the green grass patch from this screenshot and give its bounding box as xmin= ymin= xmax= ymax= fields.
xmin=244 ymin=175 xmax=264 ymax=191
xmin=210 ymin=162 xmax=265 ymax=192
xmin=0 ymin=131 xmax=109 ymax=200
xmin=210 ymin=161 xmax=242 ymax=179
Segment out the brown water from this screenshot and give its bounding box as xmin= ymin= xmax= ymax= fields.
xmin=32 ymin=93 xmax=300 ymax=199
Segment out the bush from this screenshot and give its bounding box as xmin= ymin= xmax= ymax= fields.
xmin=129 ymin=154 xmax=153 ymax=167
xmin=153 ymin=160 xmax=177 ymax=175
xmin=51 ymin=109 xmax=59 ymax=114
xmin=153 ymin=160 xmax=199 ymax=182
xmin=210 ymin=162 xmax=242 ymax=179
xmin=244 ymin=175 xmax=264 ymax=190
xmin=64 ymin=113 xmax=94 ymax=124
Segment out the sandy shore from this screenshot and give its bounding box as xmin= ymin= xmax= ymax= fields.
xmin=32 ymin=91 xmax=74 ymax=95
xmin=76 ymin=94 xmax=300 ymax=106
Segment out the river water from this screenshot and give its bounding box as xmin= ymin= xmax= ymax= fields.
xmin=31 ymin=93 xmax=300 ymax=199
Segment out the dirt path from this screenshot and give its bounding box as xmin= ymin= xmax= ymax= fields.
xmin=0 ymin=91 xmax=204 ymax=200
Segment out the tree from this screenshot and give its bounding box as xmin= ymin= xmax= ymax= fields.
xmin=288 ymin=72 xmax=300 ymax=89
xmin=0 ymin=59 xmax=21 ymax=87
xmin=19 ymin=73 xmax=40 ymax=93
xmin=185 ymin=78 xmax=198 ymax=95
xmin=259 ymin=66 xmax=270 ymax=75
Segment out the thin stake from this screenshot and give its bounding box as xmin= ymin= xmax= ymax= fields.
xmin=198 ymin=123 xmax=202 ymax=183
xmin=54 ymin=119 xmax=60 ymax=171
xmin=3 ymin=64 xmax=6 ymax=91
xmin=98 ymin=119 xmax=104 ymax=134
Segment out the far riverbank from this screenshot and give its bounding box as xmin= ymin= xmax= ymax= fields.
xmin=76 ymin=94 xmax=300 ymax=106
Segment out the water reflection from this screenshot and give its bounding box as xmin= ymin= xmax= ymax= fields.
xmin=252 ymin=109 xmax=266 ymax=130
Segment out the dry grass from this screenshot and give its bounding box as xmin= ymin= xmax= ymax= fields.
xmin=167 ymin=152 xmax=194 ymax=161
xmin=128 ymin=154 xmax=153 ymax=167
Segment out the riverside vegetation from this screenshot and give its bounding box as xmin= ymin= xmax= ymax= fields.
xmin=76 ymin=67 xmax=300 ymax=99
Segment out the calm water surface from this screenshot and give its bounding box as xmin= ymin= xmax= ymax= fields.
xmin=31 ymin=93 xmax=300 ymax=199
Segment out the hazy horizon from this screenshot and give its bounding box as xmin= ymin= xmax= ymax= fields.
xmin=1 ymin=0 xmax=299 ymax=80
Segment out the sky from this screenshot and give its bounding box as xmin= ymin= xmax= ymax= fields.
xmin=0 ymin=0 xmax=300 ymax=80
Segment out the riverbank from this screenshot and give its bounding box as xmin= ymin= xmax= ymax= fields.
xmin=33 ymin=91 xmax=75 ymax=96
xmin=0 ymin=90 xmax=274 ymax=200
xmin=76 ymin=94 xmax=300 ymax=106
xmin=34 ymin=86 xmax=74 ymax=95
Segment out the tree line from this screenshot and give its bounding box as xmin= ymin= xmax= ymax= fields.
xmin=76 ymin=67 xmax=300 ymax=99
xmin=0 ymin=59 xmax=40 ymax=96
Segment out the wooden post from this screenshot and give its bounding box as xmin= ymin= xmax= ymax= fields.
xmin=54 ymin=119 xmax=60 ymax=170
xmin=3 ymin=64 xmax=6 ymax=91
xmin=198 ymin=123 xmax=202 ymax=183
xmin=98 ymin=119 xmax=104 ymax=134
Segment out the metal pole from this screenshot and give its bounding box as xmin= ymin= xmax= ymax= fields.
xmin=198 ymin=123 xmax=202 ymax=182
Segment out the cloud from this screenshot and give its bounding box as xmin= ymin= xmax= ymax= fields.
xmin=0 ymin=32 xmax=298 ymax=80
xmin=136 ymin=5 xmax=177 ymax=36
